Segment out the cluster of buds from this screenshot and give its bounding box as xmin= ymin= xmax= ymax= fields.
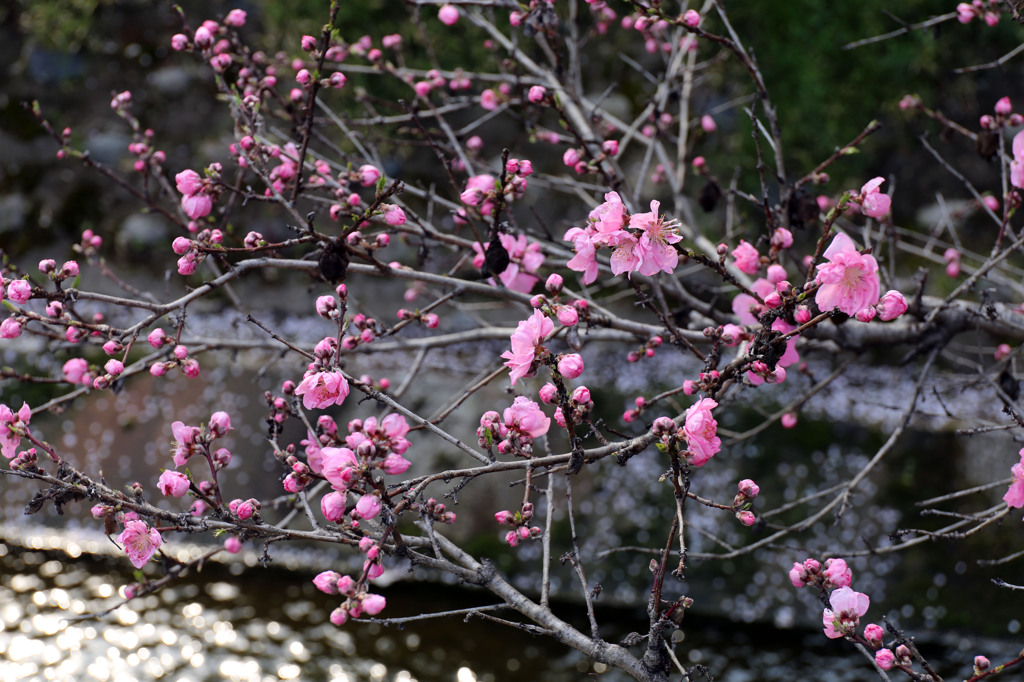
xmin=477 ymin=397 xmax=551 ymax=457
xmin=169 ymin=411 xmax=232 ymax=470
xmin=943 ymin=247 xmax=961 ymax=278
xmin=788 ymin=557 xmax=852 ymax=590
xmin=732 ymin=479 xmax=760 ymax=526
xmin=549 ymin=386 xmax=593 ymax=428
xmin=357 ymin=374 xmax=391 ymax=392
xmin=396 ymin=308 xmax=440 ymax=328
xmin=125 ymin=129 xmax=167 ymax=174
xmin=494 ymin=503 xmax=542 ymax=547
xmin=9 ymin=447 xmax=39 ymax=471
xmin=622 ymin=395 xmax=648 ymax=423
xmin=530 ymin=274 xmax=587 ymax=327
xmin=71 ymin=229 xmax=103 ymax=259
xmin=458 ymin=161 xmax=531 ymax=217
xmin=682 ymin=370 xmax=720 ymax=396
xmin=315 ymin=285 xmax=348 ymax=321
xmin=957 ymin=1 xmax=1001 ymax=27
xmin=416 ymin=497 xmax=457 ymax=524
xmin=228 ymin=497 xmax=260 ymax=521
xmin=313 ymin=570 xmax=386 ymax=624
xmin=37 ymin=258 xmax=80 ymax=283
xmin=980 ymin=97 xmax=1023 ymax=129
xmin=627 ymin=335 xmax=663 ymax=363
xmin=150 ymin=343 xmax=200 ymax=379
xmin=91 ymin=358 xmax=126 ymax=390
xmin=174 ymin=167 xmax=221 ymax=222
xmin=342 ymin=313 xmax=381 ymax=349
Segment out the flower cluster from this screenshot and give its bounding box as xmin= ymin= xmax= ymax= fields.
xmin=313 ymin=569 xmax=386 ymax=625
xmin=477 ymin=397 xmax=551 ymax=457
xmin=564 ymin=192 xmax=683 ymax=284
xmin=494 ymin=503 xmax=542 ymax=547
xmin=175 ymin=168 xmax=218 ymax=220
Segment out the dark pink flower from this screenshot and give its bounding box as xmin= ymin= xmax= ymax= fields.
xmin=502 ymin=396 xmax=551 ymax=438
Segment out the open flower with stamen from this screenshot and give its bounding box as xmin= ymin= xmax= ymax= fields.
xmin=630 ymin=200 xmax=682 ymax=276
xmin=814 ymin=233 xmax=880 ymax=316
xmin=501 ymin=310 xmax=554 ymax=385
xmin=118 ymin=520 xmax=162 ymax=569
xmin=295 ymin=370 xmax=350 ymax=410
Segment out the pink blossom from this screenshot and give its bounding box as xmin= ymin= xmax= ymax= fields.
xmin=682 ymin=9 xmax=700 ymax=27
xmin=355 ymin=493 xmax=381 ymax=519
xmin=564 ymin=227 xmax=600 ymax=284
xmin=383 ymin=205 xmax=406 ymax=226
xmin=875 ymin=290 xmax=908 ymax=321
xmin=864 ymin=623 xmax=884 ymax=647
xmin=224 ymin=9 xmax=246 ymax=27
xmin=480 ymin=89 xmax=498 ymax=110
xmin=209 ymin=411 xmax=231 ymax=436
xmin=629 ymin=200 xmax=682 ymax=276
xmin=295 ymin=370 xmax=350 ymax=410
xmin=158 ymin=470 xmax=190 ymax=497
xmin=321 ymin=447 xmax=358 ymax=490
xmin=858 ymin=177 xmax=891 ymax=219
xmin=358 ymin=164 xmax=381 ymax=186
xmin=781 ymin=412 xmax=798 ymax=429
xmin=321 ymin=491 xmax=347 ymax=521
xmin=63 ymin=358 xmax=89 ymax=384
xmin=0 ymin=403 xmax=30 ymax=458
xmin=557 ymin=353 xmax=585 ymax=379
xmin=471 ymin=233 xmax=544 ymax=293
xmin=181 ymin=193 xmax=213 ymax=220
xmin=683 ymin=398 xmax=720 ymax=467
xmin=117 ymin=520 xmax=162 ymax=569
xmin=438 ymin=4 xmax=459 ymax=25
xmin=381 ymin=453 xmax=411 ymax=475
xmin=875 ymin=648 xmax=895 ymax=670
xmin=0 ymin=318 xmax=21 ymax=339
xmin=361 ymin=593 xmax=387 ymax=615
xmin=822 ymin=587 xmax=870 ymax=639
xmin=556 ymin=305 xmax=578 ymax=327
xmin=224 ymin=536 xmax=242 ymax=553
xmin=700 ymin=114 xmax=716 ymax=132
xmin=501 ymin=310 xmax=554 ymax=385
xmin=528 ymin=85 xmax=546 ymax=103
xmin=503 ymin=396 xmax=551 ymax=438
xmin=814 ymin=233 xmax=880 ymax=316
xmin=731 ymin=240 xmax=760 ymax=274
xmin=1011 ymin=130 xmax=1024 ymax=189
xmin=789 ymin=558 xmax=820 ymax=587
xmin=1003 ymin=448 xmax=1024 ymax=508
xmin=823 ymin=558 xmax=852 ymax=588
xmin=7 ymin=280 xmax=31 ymax=304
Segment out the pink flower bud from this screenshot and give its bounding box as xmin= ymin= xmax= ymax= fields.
xmin=781 ymin=412 xmax=797 ymax=429
xmin=602 ymin=139 xmax=619 ymax=156
xmin=738 ymin=479 xmax=759 ymax=498
xmin=996 ymin=97 xmax=1012 ymax=115
xmin=864 ymin=623 xmax=884 ymax=647
xmin=875 ymin=649 xmax=895 ymax=670
xmin=355 ymin=493 xmax=381 ymax=520
xmin=438 ymin=4 xmax=459 ymax=25
xmin=1 ymin=318 xmax=22 ymax=339
xmin=682 ymin=9 xmax=700 ymax=27
xmin=794 ymin=306 xmax=811 ymax=324
xmin=736 ymin=510 xmax=756 ymax=526
xmin=528 ymin=85 xmax=546 ymax=103
xmin=562 ymin=148 xmax=581 ymax=167
xmin=571 ymin=386 xmax=590 ymax=404
xmin=556 ymin=306 xmax=579 ymax=327
xmin=7 ymin=280 xmax=31 ymax=304
xmin=875 ymin=290 xmax=907 ymax=322
xmin=557 ymin=354 xmax=585 ymax=379
xmin=700 ymin=114 xmax=716 ymax=132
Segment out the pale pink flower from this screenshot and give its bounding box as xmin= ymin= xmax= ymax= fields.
xmin=381 ymin=453 xmax=411 ymax=475
xmin=158 ymin=470 xmax=190 ymax=497
xmin=0 ymin=402 xmax=30 ymax=459
xmin=858 ymin=177 xmax=891 ymax=219
xmin=118 ymin=520 xmax=162 ymax=569
xmin=501 ymin=310 xmax=554 ymax=385
xmin=630 ymin=200 xmax=682 ymax=276
xmin=590 ymin=191 xmax=629 ymax=243
xmin=683 ymin=398 xmax=720 ymax=467
xmin=480 ymin=89 xmax=498 ymax=110
xmin=209 ymin=411 xmax=232 ymax=437
xmin=731 ymin=240 xmax=760 ymax=275
xmin=1004 ymin=448 xmax=1024 ymax=508
xmin=731 ymin=278 xmax=776 ymax=325
xmin=609 ymin=231 xmax=641 ymax=277
xmin=295 ymin=370 xmax=350 ymax=410
xmin=822 ymin=586 xmax=870 ymax=639
xmin=814 ymin=233 xmax=880 ymax=315
xmin=502 ymin=396 xmax=551 ymax=438
xmin=564 ymin=227 xmax=600 ymax=284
